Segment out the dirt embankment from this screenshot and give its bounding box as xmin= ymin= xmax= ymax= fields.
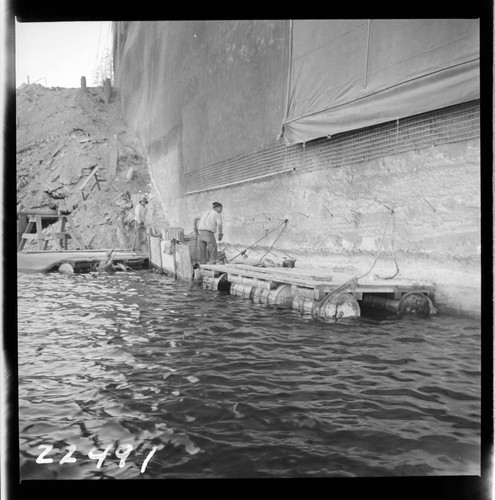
xmin=16 ymin=83 xmax=167 ymax=250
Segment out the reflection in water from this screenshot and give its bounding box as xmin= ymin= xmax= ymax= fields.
xmin=17 ymin=271 xmax=481 ymax=478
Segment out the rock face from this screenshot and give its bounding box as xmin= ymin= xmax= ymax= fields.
xmin=16 ymin=83 xmax=168 ymax=251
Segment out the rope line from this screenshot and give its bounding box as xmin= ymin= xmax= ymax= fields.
xmin=314 ymin=277 xmax=358 ymax=309
xmin=229 ymin=220 xmax=289 ymax=262
xmin=315 ymin=208 xmax=397 ymax=313
xmin=375 ymin=211 xmax=399 ymax=280
xmin=256 ymin=220 xmax=289 ymax=265
xmin=355 ymin=209 xmax=394 ymax=281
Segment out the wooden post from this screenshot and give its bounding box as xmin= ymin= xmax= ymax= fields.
xmin=81 ymin=76 xmax=87 ymax=92
xmin=159 ymin=236 xmax=164 ymax=272
xmin=35 ymin=216 xmax=44 ymax=250
xmin=60 ymin=216 xmax=68 ymax=249
xmin=104 ymin=78 xmax=111 ymax=104
xmin=172 ymin=240 xmax=177 ymax=278
xmin=18 ymin=220 xmax=34 ymax=251
xmin=65 ymin=215 xmax=86 ymax=249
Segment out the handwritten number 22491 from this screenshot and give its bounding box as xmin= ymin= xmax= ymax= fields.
xmin=36 ymin=444 xmax=157 ymax=473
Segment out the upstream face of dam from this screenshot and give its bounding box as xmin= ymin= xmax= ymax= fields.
xmin=112 ymin=20 xmax=481 ymax=317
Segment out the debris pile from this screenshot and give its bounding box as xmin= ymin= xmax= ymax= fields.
xmin=16 ymin=83 xmax=168 ymax=251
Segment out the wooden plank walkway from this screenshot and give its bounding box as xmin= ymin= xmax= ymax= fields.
xmin=17 ymin=250 xmax=149 ymax=274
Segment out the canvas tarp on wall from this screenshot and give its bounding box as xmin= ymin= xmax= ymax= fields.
xmin=282 ymin=19 xmax=480 ymax=145
xmin=114 ymin=20 xmax=288 ymax=173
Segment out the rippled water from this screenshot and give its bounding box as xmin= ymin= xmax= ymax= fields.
xmin=17 ymin=270 xmax=481 ymax=479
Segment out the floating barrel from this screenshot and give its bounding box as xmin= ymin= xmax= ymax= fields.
xmin=267 ymin=284 xmax=293 ymax=308
xmin=361 ymin=295 xmax=400 ymax=314
xmin=317 ymin=292 xmax=361 ymax=319
xmin=202 ymin=273 xmax=231 ymax=292
xmin=240 ymin=284 xmax=255 ymax=299
xmin=234 ymin=283 xmax=244 ymax=296
xmin=361 ymin=292 xmax=436 ymax=316
xmin=398 ymin=292 xmax=437 ymax=315
xmin=260 ymin=288 xmax=270 ymax=304
xmin=231 ymin=282 xmax=254 ymax=299
xmin=251 ymin=287 xmax=265 ymax=304
xmin=248 ymin=287 xmax=270 ymax=305
xmin=211 ymin=273 xmax=231 ymax=292
xmin=292 ymin=295 xmax=316 ymax=315
xmin=58 ymin=262 xmax=74 ymax=275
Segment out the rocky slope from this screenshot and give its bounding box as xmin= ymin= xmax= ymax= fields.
xmin=16 ymin=83 xmax=167 ymax=251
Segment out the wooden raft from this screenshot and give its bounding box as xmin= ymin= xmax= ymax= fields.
xmin=17 ymin=250 xmax=149 ymax=274
xmin=200 ymin=263 xmax=436 ymax=302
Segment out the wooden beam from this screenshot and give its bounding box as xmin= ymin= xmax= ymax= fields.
xmin=60 ymin=217 xmax=68 ymax=250
xmin=80 ymin=166 xmax=105 ymax=201
xmin=35 ymin=216 xmax=44 ymax=250
xmin=65 ymin=215 xmax=86 ymax=249
xmin=17 ymin=141 xmax=37 ymax=154
xmin=21 ymin=233 xmax=43 ymax=240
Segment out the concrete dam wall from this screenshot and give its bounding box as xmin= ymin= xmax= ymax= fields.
xmin=113 ymin=20 xmax=480 ymax=317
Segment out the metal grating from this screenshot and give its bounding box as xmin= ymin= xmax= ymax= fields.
xmin=182 ymin=142 xmax=293 ymax=195
xmin=301 ymin=100 xmax=480 ymax=173
xmin=182 ymin=100 xmax=480 ymax=194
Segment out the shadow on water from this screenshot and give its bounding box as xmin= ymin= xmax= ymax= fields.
xmin=17 ymin=270 xmax=481 ymax=478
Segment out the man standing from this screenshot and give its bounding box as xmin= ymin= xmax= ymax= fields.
xmin=193 ymin=202 xmax=224 ymax=264
xmin=115 ymin=209 xmax=129 ymax=248
xmin=133 ymin=197 xmax=148 ymax=251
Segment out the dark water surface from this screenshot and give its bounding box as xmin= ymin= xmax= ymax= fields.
xmin=17 ymin=271 xmax=481 ymax=479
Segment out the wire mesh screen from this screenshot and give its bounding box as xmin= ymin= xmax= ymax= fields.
xmin=182 ymin=143 xmax=294 ymax=194
xmin=182 ymin=100 xmax=479 ymax=194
